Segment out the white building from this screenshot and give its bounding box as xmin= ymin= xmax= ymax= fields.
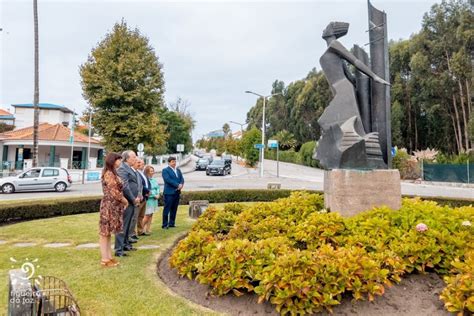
xmin=0 ymin=103 xmax=104 ymax=170
xmin=0 ymin=109 xmax=15 ymax=126
xmin=12 ymin=103 xmax=74 ymax=129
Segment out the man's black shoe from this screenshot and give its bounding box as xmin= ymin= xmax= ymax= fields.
xmin=130 ymin=236 xmax=139 ymax=241
xmin=162 ymin=226 xmax=168 ymax=229
xmin=128 ymin=239 xmax=138 ymax=244
xmin=124 ymin=246 xmax=137 ymax=251
xmin=115 ymin=252 xmax=128 ymax=257
xmin=169 ymin=225 xmax=176 ymax=228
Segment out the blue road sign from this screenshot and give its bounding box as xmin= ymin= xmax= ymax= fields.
xmin=391 ymin=147 xmax=397 ymax=157
xmin=254 ymin=144 xmax=265 ymax=149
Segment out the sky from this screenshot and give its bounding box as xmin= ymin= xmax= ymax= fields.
xmin=0 ymin=0 xmax=439 ymax=141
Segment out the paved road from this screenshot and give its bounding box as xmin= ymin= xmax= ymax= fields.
xmin=1 ymin=158 xmax=473 ymax=202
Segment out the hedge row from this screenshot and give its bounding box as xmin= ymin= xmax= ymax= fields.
xmin=0 ymin=189 xmax=472 ymax=224
xmin=0 ymin=190 xmax=317 ymax=224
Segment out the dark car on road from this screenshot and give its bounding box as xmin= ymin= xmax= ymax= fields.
xmin=195 ymin=158 xmax=210 ymax=171
xmin=206 ymin=159 xmax=231 ymax=176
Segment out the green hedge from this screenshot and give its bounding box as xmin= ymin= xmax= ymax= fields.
xmin=0 ymin=197 xmax=102 ymax=224
xmin=0 ymin=190 xmax=319 ymax=224
xmin=1 ymin=189 xmax=472 ymax=224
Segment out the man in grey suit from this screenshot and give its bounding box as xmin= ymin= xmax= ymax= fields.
xmin=128 ymin=159 xmax=144 ymax=243
xmin=115 ymin=150 xmax=140 ymax=257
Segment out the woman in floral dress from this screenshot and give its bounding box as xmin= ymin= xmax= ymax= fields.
xmin=99 ymin=152 xmax=128 ymax=267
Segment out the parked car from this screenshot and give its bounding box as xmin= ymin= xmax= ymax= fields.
xmin=206 ymin=159 xmax=231 ymax=176
xmin=0 ymin=167 xmax=72 ymax=194
xmin=195 ymin=158 xmax=210 ymax=171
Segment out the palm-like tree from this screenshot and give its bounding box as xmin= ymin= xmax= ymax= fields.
xmin=273 ymin=130 xmax=297 ymax=150
xmin=32 ymin=0 xmax=39 ymax=167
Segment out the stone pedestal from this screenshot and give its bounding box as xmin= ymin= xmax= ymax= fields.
xmin=189 ymin=200 xmax=209 ymax=218
xmin=324 ymin=169 xmax=401 ymax=217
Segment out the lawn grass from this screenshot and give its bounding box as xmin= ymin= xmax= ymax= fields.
xmin=0 ymin=205 xmax=222 ymax=315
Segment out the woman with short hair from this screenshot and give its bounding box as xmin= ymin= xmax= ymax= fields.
xmin=99 ymin=152 xmax=128 ymax=267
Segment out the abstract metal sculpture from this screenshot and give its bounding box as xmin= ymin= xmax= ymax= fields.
xmin=314 ymin=1 xmax=391 ymax=170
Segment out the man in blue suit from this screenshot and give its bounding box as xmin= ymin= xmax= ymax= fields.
xmin=162 ymin=156 xmax=184 ymax=229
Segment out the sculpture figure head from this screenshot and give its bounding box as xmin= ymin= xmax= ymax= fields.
xmin=322 ymin=22 xmax=349 ymax=40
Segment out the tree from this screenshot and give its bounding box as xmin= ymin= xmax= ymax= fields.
xmin=245 ymin=69 xmax=330 ymax=148
xmin=391 ymin=101 xmax=404 ymax=148
xmin=272 ymin=130 xmax=297 ymax=150
xmin=80 ymin=20 xmax=167 ymax=153
xmin=0 ymin=123 xmax=14 ymax=133
xmin=168 ymin=96 xmax=196 ymax=131
xmin=240 ymin=127 xmax=261 ymax=167
xmin=222 ymin=123 xmax=231 ymax=139
xmin=469 ymin=116 xmax=474 ymax=144
xmin=32 ymin=0 xmax=39 ymax=167
xmin=161 ymin=110 xmax=193 ymax=154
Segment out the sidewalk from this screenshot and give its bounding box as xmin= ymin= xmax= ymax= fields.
xmin=260 ymin=159 xmax=474 ymax=200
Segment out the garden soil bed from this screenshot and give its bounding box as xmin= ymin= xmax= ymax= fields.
xmin=157 ymin=240 xmax=453 ymax=316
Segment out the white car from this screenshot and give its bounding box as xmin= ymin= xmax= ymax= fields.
xmin=0 ymin=167 xmax=72 ymax=194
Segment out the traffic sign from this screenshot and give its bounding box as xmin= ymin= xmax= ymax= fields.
xmin=268 ymin=139 xmax=278 ymax=148
xmin=177 ymin=144 xmax=185 ymax=152
xmin=137 ymin=143 xmax=144 ymax=152
xmin=391 ymin=146 xmax=397 ymax=157
xmin=254 ymin=144 xmax=265 ymax=149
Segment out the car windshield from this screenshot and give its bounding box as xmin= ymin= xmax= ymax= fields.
xmin=210 ymin=160 xmax=225 ymax=166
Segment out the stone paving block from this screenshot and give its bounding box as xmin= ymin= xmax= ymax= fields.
xmin=13 ymin=242 xmax=37 ymax=247
xmin=44 ymin=243 xmax=71 ymax=248
xmin=76 ymin=243 xmax=99 ymax=249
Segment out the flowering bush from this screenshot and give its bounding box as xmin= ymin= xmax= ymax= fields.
xmin=416 ymin=223 xmax=428 ymax=232
xmin=169 ymin=192 xmax=474 ymax=315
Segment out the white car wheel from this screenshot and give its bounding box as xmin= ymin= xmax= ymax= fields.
xmin=1 ymin=183 xmax=14 ymax=194
xmin=55 ymin=182 xmax=67 ymax=192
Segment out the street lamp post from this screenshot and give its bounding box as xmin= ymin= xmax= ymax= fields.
xmin=245 ymin=91 xmax=282 ymax=177
xmin=87 ymin=108 xmax=92 ymax=169
xmin=229 ymin=120 xmax=246 ymax=136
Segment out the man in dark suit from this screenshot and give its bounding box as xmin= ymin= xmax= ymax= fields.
xmin=115 ymin=150 xmax=141 ymax=257
xmin=162 ymin=156 xmax=184 ymax=229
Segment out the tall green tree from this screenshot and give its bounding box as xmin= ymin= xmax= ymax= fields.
xmin=80 ymin=20 xmax=167 ymax=153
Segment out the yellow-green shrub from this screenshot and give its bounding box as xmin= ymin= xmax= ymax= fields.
xmin=169 ymin=192 xmax=474 ymax=315
xmin=440 ymin=251 xmax=474 ymax=314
